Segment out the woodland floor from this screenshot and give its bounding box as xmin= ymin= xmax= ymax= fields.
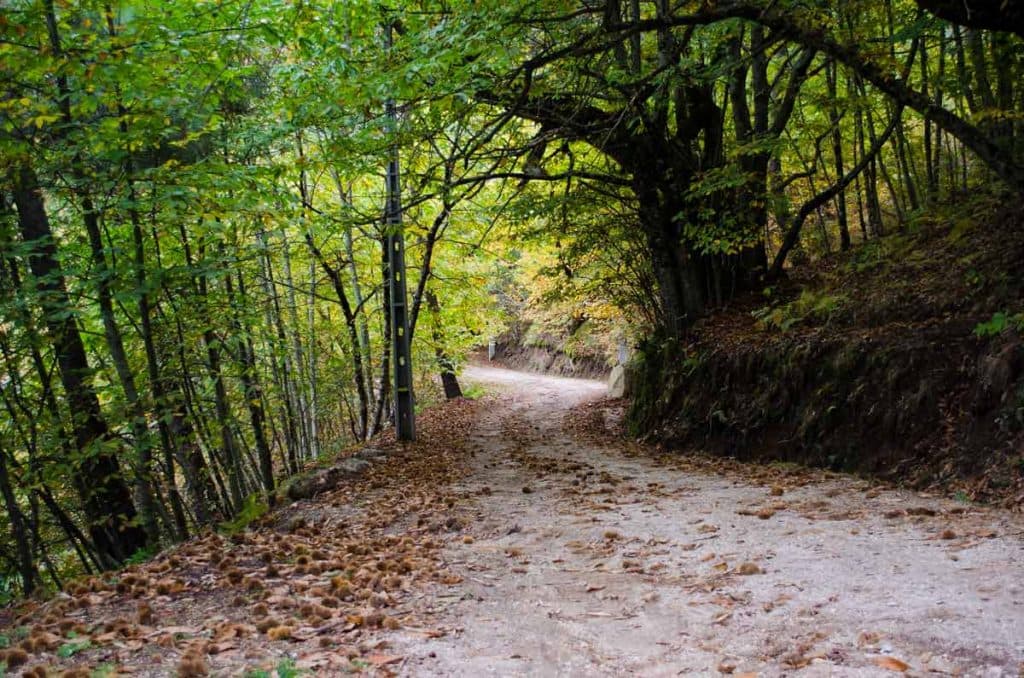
xmin=5 ymin=366 xmax=1024 ymax=677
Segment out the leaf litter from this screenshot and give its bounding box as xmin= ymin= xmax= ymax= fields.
xmin=2 ymin=398 xmax=482 ymax=676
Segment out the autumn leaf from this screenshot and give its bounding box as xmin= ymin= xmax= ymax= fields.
xmin=872 ymin=656 xmax=910 ymax=672
xmin=366 ymin=654 xmax=404 ymax=666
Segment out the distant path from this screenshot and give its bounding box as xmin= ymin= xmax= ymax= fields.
xmin=394 ymin=365 xmax=1024 ymax=677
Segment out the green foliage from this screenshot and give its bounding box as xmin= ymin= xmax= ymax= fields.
xmin=0 ymin=577 xmax=13 ymax=607
xmin=219 ymin=494 xmax=269 ymax=535
xmin=57 ymin=638 xmax=93 ymax=658
xmin=241 ymin=659 xmax=302 ymax=678
xmin=753 ymin=290 xmax=848 ymax=332
xmin=461 ymin=383 xmax=487 ymax=400
xmin=123 ymin=546 xmax=160 ymax=567
xmin=275 ymin=658 xmax=303 ymax=678
xmin=946 ymin=217 xmax=978 ymax=244
xmin=974 ymin=311 xmax=1024 ymax=338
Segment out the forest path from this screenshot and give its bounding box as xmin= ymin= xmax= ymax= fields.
xmin=393 ymin=365 xmax=1024 ymax=677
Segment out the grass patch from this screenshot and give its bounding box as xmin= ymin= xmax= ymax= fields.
xmin=461 ymin=382 xmax=487 ymax=400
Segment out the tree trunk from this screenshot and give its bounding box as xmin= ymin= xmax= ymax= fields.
xmin=227 ymin=270 xmax=275 ymax=501
xmin=0 ymin=445 xmax=38 ymax=595
xmin=129 ymin=183 xmax=188 ymax=540
xmin=425 ymin=291 xmax=463 ymax=399
xmin=10 ymin=164 xmax=146 ymax=567
xmin=257 ymin=235 xmax=302 ymax=474
xmin=79 ymin=193 xmax=161 ymax=544
xmin=827 ymin=61 xmax=851 ymax=250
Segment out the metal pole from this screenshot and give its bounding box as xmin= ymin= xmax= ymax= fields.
xmin=384 ymin=19 xmax=416 ymax=441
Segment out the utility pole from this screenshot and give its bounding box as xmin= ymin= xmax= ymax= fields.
xmin=384 ymin=18 xmax=416 ymax=441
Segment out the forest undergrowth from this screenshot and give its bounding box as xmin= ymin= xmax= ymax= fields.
xmin=631 ymin=193 xmax=1024 ymax=506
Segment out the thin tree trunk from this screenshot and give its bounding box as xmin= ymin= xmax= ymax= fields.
xmin=827 ymin=60 xmax=850 ymax=250
xmin=186 ymin=231 xmax=242 ymax=512
xmin=280 ymin=233 xmax=311 ymax=456
xmin=131 ymin=190 xmax=188 ymax=540
xmin=329 ymin=172 xmax=374 ymax=405
xmin=371 ymin=237 xmax=393 ymax=437
xmin=921 ymin=33 xmax=935 ymax=198
xmin=227 ymin=269 xmax=275 ymax=501
xmin=771 ymin=109 xmax=903 ymax=277
xmin=258 ymin=236 xmax=301 ymax=474
xmin=854 ymin=77 xmax=884 ymax=235
xmin=0 ymin=445 xmax=38 ymax=595
xmin=307 ymin=256 xmax=319 ymax=459
xmin=425 ymin=291 xmax=463 ymax=399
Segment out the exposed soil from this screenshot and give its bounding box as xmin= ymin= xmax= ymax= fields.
xmin=630 ymin=196 xmax=1024 ymax=505
xmin=5 ymin=366 xmax=1024 ymax=676
xmin=485 ymin=320 xmax=612 ymax=380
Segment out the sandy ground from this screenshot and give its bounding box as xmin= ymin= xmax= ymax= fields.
xmin=391 ymin=365 xmax=1024 ymax=677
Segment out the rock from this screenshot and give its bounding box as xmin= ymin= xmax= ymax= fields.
xmin=286 ymin=457 xmax=372 ymax=500
xmin=338 ymin=458 xmax=371 ymax=475
xmin=608 ymin=364 xmax=630 ymax=398
xmin=973 ymin=341 xmax=1022 ymax=412
xmin=355 ymin=447 xmax=387 ymax=462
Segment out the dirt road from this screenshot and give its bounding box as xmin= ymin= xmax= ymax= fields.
xmin=394 ymin=365 xmax=1024 ymax=677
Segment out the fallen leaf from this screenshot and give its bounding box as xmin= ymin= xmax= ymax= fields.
xmin=365 ymin=654 xmax=404 ymax=666
xmin=403 ymin=627 xmax=446 ymax=638
xmin=149 ymin=625 xmax=202 ymax=637
xmin=872 ymin=656 xmax=910 ymax=672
